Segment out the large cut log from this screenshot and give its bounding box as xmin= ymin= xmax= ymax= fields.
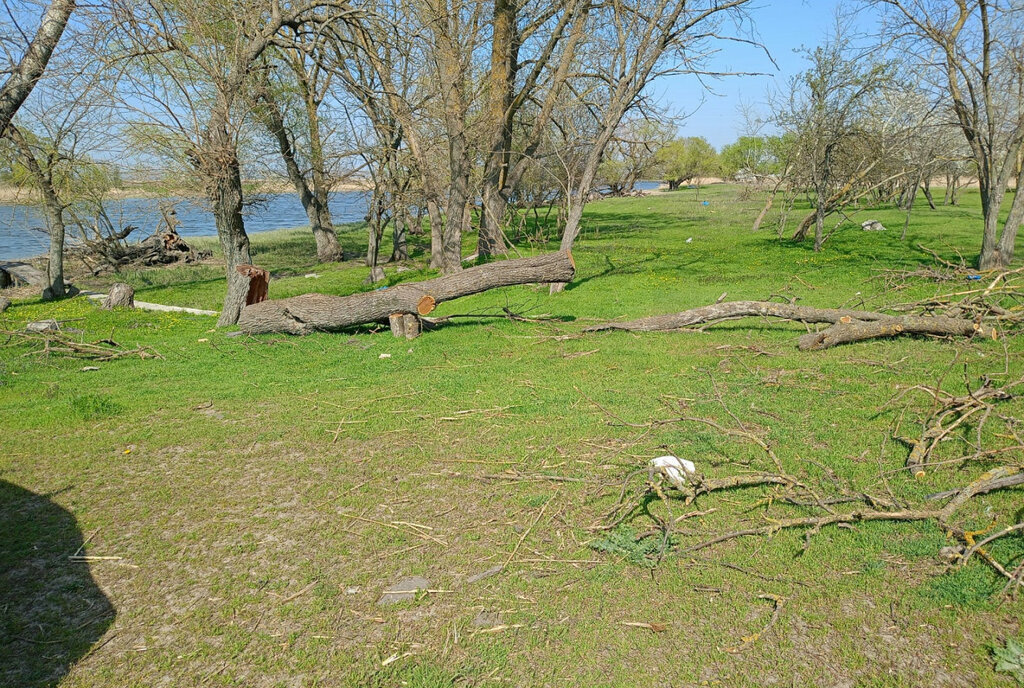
xmin=238 ymin=251 xmax=575 ymax=335
xmin=584 ymin=301 xmax=890 ymax=332
xmin=797 ymin=316 xmax=998 ymax=351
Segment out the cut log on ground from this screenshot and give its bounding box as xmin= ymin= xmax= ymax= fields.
xmin=0 ymin=261 xmax=46 ymax=287
xmin=238 ymin=251 xmax=575 ymax=335
xmin=101 ymin=283 xmax=135 ymax=309
xmin=586 ymin=300 xmax=997 ymax=350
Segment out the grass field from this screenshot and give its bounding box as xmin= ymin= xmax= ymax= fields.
xmin=2 ymin=185 xmax=1023 ymax=687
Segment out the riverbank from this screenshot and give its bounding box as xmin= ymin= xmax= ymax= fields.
xmin=0 ymin=178 xmax=371 ymax=204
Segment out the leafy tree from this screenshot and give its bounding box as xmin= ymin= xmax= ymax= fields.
xmin=657 ymin=136 xmax=720 ymax=190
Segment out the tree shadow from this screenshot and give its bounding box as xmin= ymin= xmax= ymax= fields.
xmin=0 ymin=481 xmax=115 ymax=687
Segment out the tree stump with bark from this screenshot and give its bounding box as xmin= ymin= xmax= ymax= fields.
xmin=389 ymin=313 xmax=421 ymax=339
xmin=238 ymin=251 xmax=575 ymax=335
xmin=101 ymin=283 xmax=135 ymax=309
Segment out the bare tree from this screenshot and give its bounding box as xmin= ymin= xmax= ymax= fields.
xmin=109 ymin=0 xmax=361 ymax=325
xmin=255 ymin=44 xmax=348 ymax=263
xmin=773 ymin=30 xmax=891 ymax=251
xmin=875 ymin=0 xmax=1024 ymax=268
xmin=0 ymin=0 xmax=75 ymax=136
xmin=551 ymin=0 xmax=754 ymax=292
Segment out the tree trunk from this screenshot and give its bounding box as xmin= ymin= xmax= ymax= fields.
xmin=202 ymin=112 xmax=252 ymax=327
xmin=0 ymin=0 xmax=75 ymax=136
xmin=42 ymin=192 xmax=66 ymax=301
xmin=901 ymin=181 xmax=919 ymax=240
xmin=921 ymin=180 xmax=937 ymax=210
xmin=8 ymin=125 xmax=65 ymax=299
xmin=978 ymin=181 xmax=1007 ymax=270
xmin=427 ymin=199 xmax=444 ymax=269
xmin=260 ymin=86 xmax=343 ymax=263
xmin=549 ymin=191 xmax=587 ymax=294
xmin=477 ymin=0 xmax=516 ymax=259
xmin=238 ymin=250 xmax=575 ymax=335
xmin=391 ymin=214 xmax=409 ymax=261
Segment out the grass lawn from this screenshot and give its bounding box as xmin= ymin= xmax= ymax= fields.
xmin=1 ymin=185 xmax=1023 ymax=687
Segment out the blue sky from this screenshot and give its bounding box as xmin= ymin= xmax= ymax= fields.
xmin=656 ymin=0 xmax=877 ymax=149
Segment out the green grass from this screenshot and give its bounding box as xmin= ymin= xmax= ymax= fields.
xmin=1 ymin=185 xmax=1023 ymax=687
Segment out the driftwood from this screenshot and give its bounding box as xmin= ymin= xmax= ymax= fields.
xmin=101 ymin=283 xmax=134 ymax=309
xmin=238 ymin=251 xmax=575 ymax=335
xmin=586 ymin=300 xmax=998 ymax=350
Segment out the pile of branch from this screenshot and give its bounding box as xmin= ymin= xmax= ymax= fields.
xmin=595 ymin=393 xmax=1024 ymax=592
xmin=3 ymin=329 xmax=162 ymax=362
xmin=585 ymin=300 xmax=998 ymax=350
xmin=237 ymin=250 xmax=575 ymax=335
xmin=891 ymin=374 xmax=1024 ymax=478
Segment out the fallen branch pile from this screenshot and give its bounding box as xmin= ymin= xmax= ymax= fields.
xmin=591 ymin=380 xmax=1024 ymax=594
xmin=3 ymin=329 xmax=163 ymax=362
xmin=585 ymin=300 xmax=999 ymax=350
xmin=237 ymin=251 xmax=575 ymax=335
xmin=891 ymin=374 xmax=1024 ymax=478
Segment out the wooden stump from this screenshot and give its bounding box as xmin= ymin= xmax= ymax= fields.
xmin=389 ymin=313 xmax=406 ymax=338
xmin=102 ymin=283 xmax=135 ymax=309
xmin=0 ymin=296 xmax=10 ymax=314
xmin=236 ymin=264 xmax=270 ymax=306
xmin=403 ymin=313 xmax=420 ymax=339
xmin=388 ymin=313 xmax=422 ymax=339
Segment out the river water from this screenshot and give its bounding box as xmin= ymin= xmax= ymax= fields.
xmin=0 ymin=182 xmax=665 ymax=261
xmin=0 ymin=191 xmax=370 ymax=261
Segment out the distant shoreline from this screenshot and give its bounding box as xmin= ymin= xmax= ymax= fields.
xmin=0 ymin=179 xmax=371 ymax=205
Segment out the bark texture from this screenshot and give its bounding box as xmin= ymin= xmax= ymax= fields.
xmin=0 ymin=0 xmax=75 ymax=135
xmin=238 ymin=251 xmax=575 ymax=335
xmin=101 ymin=283 xmax=134 ymax=309
xmin=797 ymin=316 xmax=997 ymax=351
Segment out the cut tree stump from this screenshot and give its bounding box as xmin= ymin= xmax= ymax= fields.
xmin=389 ymin=313 xmax=422 ymax=339
xmin=238 ymin=251 xmax=575 ymax=335
xmin=586 ymin=300 xmax=997 ymax=350
xmin=0 ymin=296 xmax=10 ymax=313
xmin=101 ymin=282 xmax=135 ymax=309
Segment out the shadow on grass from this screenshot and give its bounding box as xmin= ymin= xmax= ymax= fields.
xmin=0 ymin=481 xmax=115 ymax=687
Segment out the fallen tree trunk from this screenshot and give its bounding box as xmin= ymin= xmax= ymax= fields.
xmin=797 ymin=316 xmax=997 ymax=351
xmin=584 ymin=301 xmax=890 ymax=333
xmin=238 ymin=251 xmax=575 ymax=335
xmin=586 ymin=300 xmax=998 ymax=350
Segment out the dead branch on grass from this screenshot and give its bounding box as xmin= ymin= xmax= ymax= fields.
xmin=3 ymin=328 xmax=163 ymax=361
